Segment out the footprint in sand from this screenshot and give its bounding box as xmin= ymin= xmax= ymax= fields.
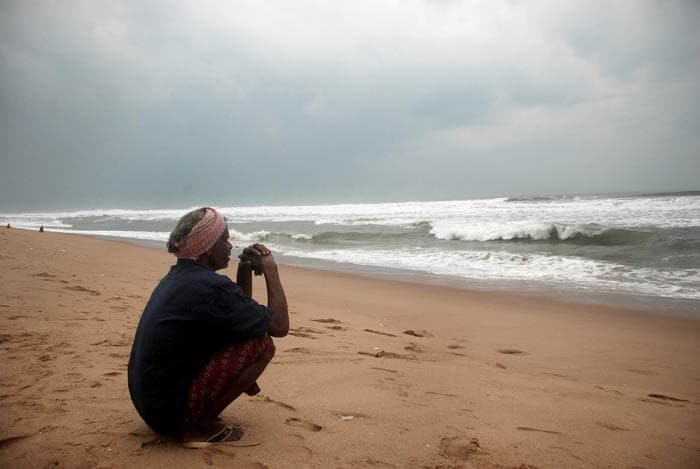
xmin=248 ymin=463 xmax=269 ymax=469
xmin=288 ymin=327 xmax=323 ymax=339
xmin=311 ymin=318 xmax=341 ymax=324
xmin=65 ymin=285 xmax=101 ymax=296
xmin=91 ymin=339 xmax=129 ymax=347
xmin=258 ymin=396 xmax=297 ymax=411
xmin=626 ymin=368 xmax=659 ymax=376
xmin=295 ymin=326 xmax=323 ymax=334
xmin=646 ymin=393 xmax=688 ymax=402
xmin=595 ymin=385 xmax=624 ymax=396
xmin=33 ymin=272 xmax=56 ymax=279
xmin=140 ymin=437 xmax=167 ymax=448
xmin=542 ymin=372 xmax=578 ymax=381
xmin=358 ymin=349 xmax=385 ymax=358
xmin=358 ymin=350 xmax=415 ymax=360
xmin=285 ymin=347 xmax=312 ymax=354
xmin=0 ymin=435 xmax=31 ymax=449
xmin=439 ymin=436 xmax=481 ymax=461
xmin=285 ymin=417 xmax=322 ymax=432
xmin=332 ymin=410 xmax=369 ymax=422
xmin=426 ymin=391 xmax=460 ymax=399
xmin=403 ymin=329 xmax=432 ymax=338
xmin=288 ymin=331 xmax=315 ymax=339
xmin=516 ymin=426 xmax=563 ymax=435
xmin=597 ymin=422 xmax=630 ymax=431
xmin=640 ymin=393 xmax=689 ymax=407
xmin=364 ymin=329 xmax=397 ymax=337
xmin=404 ymin=342 xmax=426 ymax=353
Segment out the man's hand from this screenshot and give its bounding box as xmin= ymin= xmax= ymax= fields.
xmin=238 ymin=243 xmax=273 ymax=276
xmin=237 ymin=243 xmax=288 ymax=337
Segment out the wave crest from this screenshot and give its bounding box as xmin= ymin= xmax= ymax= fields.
xmin=430 ymin=222 xmax=652 ymax=246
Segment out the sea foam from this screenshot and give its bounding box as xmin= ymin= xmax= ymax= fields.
xmin=280 ymin=246 xmax=700 ymax=300
xmin=3 ymin=192 xmax=699 ymax=303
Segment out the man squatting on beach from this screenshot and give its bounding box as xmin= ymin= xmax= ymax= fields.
xmin=128 ymin=207 xmax=289 ymax=444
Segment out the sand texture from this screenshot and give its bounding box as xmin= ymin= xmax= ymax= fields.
xmin=1 ymin=228 xmax=699 ymax=468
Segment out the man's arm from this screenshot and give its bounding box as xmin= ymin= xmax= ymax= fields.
xmin=236 ymin=262 xmax=253 ymax=297
xmin=260 ymin=255 xmax=289 ymax=337
xmin=238 ymin=244 xmax=289 ymax=337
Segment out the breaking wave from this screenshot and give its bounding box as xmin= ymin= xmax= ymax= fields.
xmin=229 ymin=227 xmax=429 ymax=245
xmin=2 ymin=192 xmax=698 ymax=305
xmin=280 ymin=247 xmax=700 ymax=300
xmin=429 ymin=222 xmax=654 ymax=246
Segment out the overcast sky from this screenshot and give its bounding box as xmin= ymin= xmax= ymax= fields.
xmin=1 ymin=0 xmax=699 ymax=210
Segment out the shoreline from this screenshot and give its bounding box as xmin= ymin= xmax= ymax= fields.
xmin=28 ymin=227 xmax=700 ymax=318
xmin=1 ymin=228 xmax=699 ymax=468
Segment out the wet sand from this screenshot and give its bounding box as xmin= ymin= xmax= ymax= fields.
xmin=1 ymin=228 xmax=699 ymax=468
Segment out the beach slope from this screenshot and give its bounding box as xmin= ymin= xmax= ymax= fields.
xmin=1 ymin=229 xmax=699 ymax=468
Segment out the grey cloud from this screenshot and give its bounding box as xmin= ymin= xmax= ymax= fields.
xmin=539 ymin=1 xmax=700 ymax=81
xmin=1 ymin=1 xmax=698 ymax=210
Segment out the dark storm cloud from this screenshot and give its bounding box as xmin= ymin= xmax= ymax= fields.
xmin=0 ymin=0 xmax=698 ymax=210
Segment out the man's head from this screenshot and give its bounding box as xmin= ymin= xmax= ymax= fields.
xmin=167 ymin=207 xmax=232 ymax=270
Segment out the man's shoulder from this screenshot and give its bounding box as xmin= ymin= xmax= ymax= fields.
xmin=166 ymin=263 xmax=242 ymax=297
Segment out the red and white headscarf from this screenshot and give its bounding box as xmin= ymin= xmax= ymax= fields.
xmin=174 ymin=207 xmax=226 ymax=260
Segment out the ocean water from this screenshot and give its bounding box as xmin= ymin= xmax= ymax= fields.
xmin=3 ymin=191 xmax=700 ymax=310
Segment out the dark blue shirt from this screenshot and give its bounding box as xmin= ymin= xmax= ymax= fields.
xmin=128 ymin=259 xmax=272 ymax=435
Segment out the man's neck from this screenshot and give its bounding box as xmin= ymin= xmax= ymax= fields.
xmin=196 ymin=256 xmax=215 ymax=271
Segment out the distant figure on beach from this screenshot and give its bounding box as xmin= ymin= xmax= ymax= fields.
xmin=39 ymin=225 xmax=44 ymax=232
xmin=6 ymin=223 xmax=9 ymax=228
xmin=128 ymin=207 xmax=289 ymax=446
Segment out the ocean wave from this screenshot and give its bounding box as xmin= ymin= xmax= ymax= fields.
xmin=229 ymin=229 xmax=317 ymax=244
xmin=228 ymin=227 xmax=427 ymax=245
xmin=429 ymin=222 xmax=655 ymax=246
xmin=280 ymin=247 xmax=700 ymax=300
xmin=229 ymin=228 xmax=271 ymax=243
xmin=312 ymin=217 xmax=436 ymax=226
xmin=634 ymin=190 xmax=700 ymax=198
xmin=311 ymin=230 xmax=422 ymax=244
xmin=504 ymin=195 xmax=576 ymax=203
xmin=47 ymin=228 xmax=170 ymax=242
xmin=3 ymin=192 xmax=699 ymax=229
xmin=0 ymin=215 xmax=73 ymax=229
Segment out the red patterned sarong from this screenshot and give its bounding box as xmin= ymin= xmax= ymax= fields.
xmin=181 ymin=334 xmax=273 ymax=432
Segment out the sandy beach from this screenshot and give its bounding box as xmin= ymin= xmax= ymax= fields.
xmin=1 ymin=228 xmax=699 ymax=468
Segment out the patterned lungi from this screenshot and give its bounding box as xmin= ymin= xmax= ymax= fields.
xmin=181 ymin=333 xmax=273 ymax=432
